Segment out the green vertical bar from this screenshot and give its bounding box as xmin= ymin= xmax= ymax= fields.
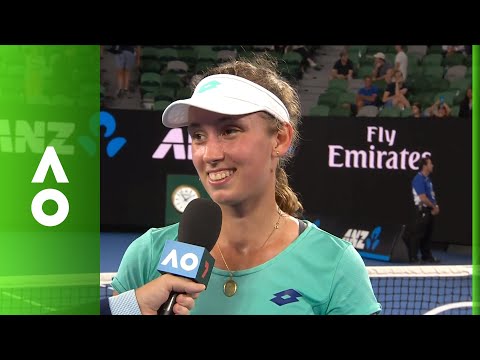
xmin=473 ymin=45 xmax=479 ymax=315
xmin=0 ymin=46 xmax=100 ymax=314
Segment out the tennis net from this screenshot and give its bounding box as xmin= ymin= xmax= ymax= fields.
xmin=0 ymin=273 xmax=99 ymax=314
xmin=368 ymin=265 xmax=472 ymax=315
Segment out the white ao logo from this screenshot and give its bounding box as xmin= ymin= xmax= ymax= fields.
xmin=31 ymin=146 xmax=69 ymax=227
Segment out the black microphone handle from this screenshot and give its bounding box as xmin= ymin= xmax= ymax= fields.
xmin=157 ymin=292 xmax=179 ymax=315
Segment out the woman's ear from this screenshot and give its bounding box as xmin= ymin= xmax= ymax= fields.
xmin=274 ymin=123 xmax=293 ymax=156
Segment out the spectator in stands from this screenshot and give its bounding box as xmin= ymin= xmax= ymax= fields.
xmin=372 ymin=52 xmax=393 ymax=83
xmin=459 ymin=86 xmax=472 ymax=118
xmin=412 ymin=102 xmax=423 ymax=118
xmin=114 ymin=45 xmax=141 ymax=98
xmin=330 ymin=50 xmax=354 ymax=80
xmin=394 ymin=45 xmax=408 ymax=80
xmin=442 ymin=45 xmax=467 ymax=56
xmin=427 ymin=99 xmax=451 ymax=118
xmin=382 ymin=70 xmax=410 ymax=110
xmin=284 ymin=45 xmax=321 ymax=71
xmin=355 ymin=75 xmax=379 ymax=112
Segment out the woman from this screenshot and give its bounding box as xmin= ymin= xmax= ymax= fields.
xmin=112 ymin=55 xmax=381 ymax=315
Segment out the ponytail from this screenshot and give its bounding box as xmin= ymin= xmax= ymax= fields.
xmin=275 ymin=167 xmax=303 ymax=217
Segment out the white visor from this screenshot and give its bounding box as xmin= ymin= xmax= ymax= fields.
xmin=162 ymin=74 xmax=290 ymax=128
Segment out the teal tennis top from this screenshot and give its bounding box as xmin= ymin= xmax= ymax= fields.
xmin=111 ymin=220 xmax=382 ymax=315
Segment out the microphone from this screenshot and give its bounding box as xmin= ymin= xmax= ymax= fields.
xmin=157 ymin=198 xmax=222 ymax=315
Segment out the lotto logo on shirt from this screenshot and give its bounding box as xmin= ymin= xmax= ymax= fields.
xmin=270 ymin=289 xmax=302 ymax=306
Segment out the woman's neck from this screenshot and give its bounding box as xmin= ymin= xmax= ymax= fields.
xmin=219 ymin=201 xmax=282 ymax=253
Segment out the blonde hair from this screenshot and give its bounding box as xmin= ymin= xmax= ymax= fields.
xmin=191 ymin=53 xmax=304 ymax=217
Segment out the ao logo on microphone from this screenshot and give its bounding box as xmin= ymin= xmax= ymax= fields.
xmin=161 ymin=248 xmax=199 ymax=272
xmin=157 ymin=240 xmax=214 ymax=284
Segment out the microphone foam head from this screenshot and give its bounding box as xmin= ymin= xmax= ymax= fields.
xmin=178 ymin=198 xmax=222 ymax=251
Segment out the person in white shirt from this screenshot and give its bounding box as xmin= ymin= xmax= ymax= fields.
xmin=394 ymin=45 xmax=408 ymax=81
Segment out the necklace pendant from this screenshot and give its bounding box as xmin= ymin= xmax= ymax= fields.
xmin=223 ymin=278 xmax=237 ymax=297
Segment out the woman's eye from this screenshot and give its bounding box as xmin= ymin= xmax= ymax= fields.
xmin=223 ymin=128 xmax=239 ymax=136
xmin=192 ymin=133 xmax=205 ymax=141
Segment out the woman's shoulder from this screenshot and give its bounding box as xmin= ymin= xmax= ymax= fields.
xmin=128 ymin=223 xmax=180 ymax=253
xmin=149 ymin=223 xmax=180 ymax=241
xmin=300 ymin=221 xmax=371 ymax=280
xmin=301 ymin=220 xmax=352 ymax=252
xmin=286 ymin=220 xmax=360 ymax=277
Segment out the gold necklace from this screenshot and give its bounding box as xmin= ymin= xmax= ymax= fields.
xmin=217 ymin=207 xmax=284 ymax=297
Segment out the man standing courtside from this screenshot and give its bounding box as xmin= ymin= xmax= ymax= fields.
xmin=405 ymin=156 xmax=441 ymax=264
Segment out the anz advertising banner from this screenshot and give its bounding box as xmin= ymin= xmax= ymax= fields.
xmin=100 ymin=110 xmax=471 ymax=247
xmin=308 ymin=215 xmax=407 ymax=261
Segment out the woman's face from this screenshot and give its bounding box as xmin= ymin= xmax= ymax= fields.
xmin=412 ymin=105 xmax=420 ymax=115
xmin=188 ymin=108 xmax=277 ymax=207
